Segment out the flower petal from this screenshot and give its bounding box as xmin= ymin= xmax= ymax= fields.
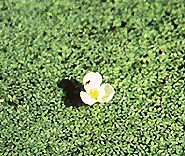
xmin=97 ymin=86 xmax=106 ymax=103
xmin=83 ymin=72 xmax=102 ymax=86
xmin=80 ymin=91 xmax=97 ymax=105
xmin=84 ymin=83 xmax=99 ymax=93
xmin=98 ymin=83 xmax=115 ymax=103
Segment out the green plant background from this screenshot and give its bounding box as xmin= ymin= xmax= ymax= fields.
xmin=0 ymin=0 xmax=184 ymax=155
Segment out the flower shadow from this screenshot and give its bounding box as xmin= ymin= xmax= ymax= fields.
xmin=57 ymin=79 xmax=85 ymax=107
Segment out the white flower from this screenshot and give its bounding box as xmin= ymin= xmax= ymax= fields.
xmin=80 ymin=72 xmax=115 ymax=105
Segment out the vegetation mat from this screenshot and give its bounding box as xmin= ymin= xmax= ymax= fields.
xmin=0 ymin=0 xmax=185 ymax=155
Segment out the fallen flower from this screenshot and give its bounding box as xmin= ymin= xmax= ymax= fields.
xmin=80 ymin=72 xmax=115 ymax=105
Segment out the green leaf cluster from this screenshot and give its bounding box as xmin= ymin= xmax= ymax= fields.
xmin=0 ymin=0 xmax=184 ymax=155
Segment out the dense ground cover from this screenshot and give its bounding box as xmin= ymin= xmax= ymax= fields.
xmin=0 ymin=0 xmax=185 ymax=155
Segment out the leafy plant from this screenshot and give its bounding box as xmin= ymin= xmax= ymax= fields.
xmin=0 ymin=0 xmax=184 ymax=155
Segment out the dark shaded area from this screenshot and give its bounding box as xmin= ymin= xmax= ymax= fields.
xmin=8 ymin=100 xmax=18 ymax=110
xmin=57 ymin=79 xmax=85 ymax=107
xmin=178 ymin=63 xmax=185 ymax=71
xmin=0 ymin=74 xmax=2 ymax=80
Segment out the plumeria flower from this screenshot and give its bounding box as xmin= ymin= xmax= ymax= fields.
xmin=80 ymin=72 xmax=115 ymax=105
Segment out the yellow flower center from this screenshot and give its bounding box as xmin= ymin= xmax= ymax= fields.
xmin=89 ymin=88 xmax=99 ymax=99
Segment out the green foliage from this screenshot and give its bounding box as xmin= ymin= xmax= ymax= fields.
xmin=0 ymin=0 xmax=185 ymax=155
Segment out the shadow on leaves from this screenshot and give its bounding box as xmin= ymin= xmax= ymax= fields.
xmin=57 ymin=79 xmax=86 ymax=107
